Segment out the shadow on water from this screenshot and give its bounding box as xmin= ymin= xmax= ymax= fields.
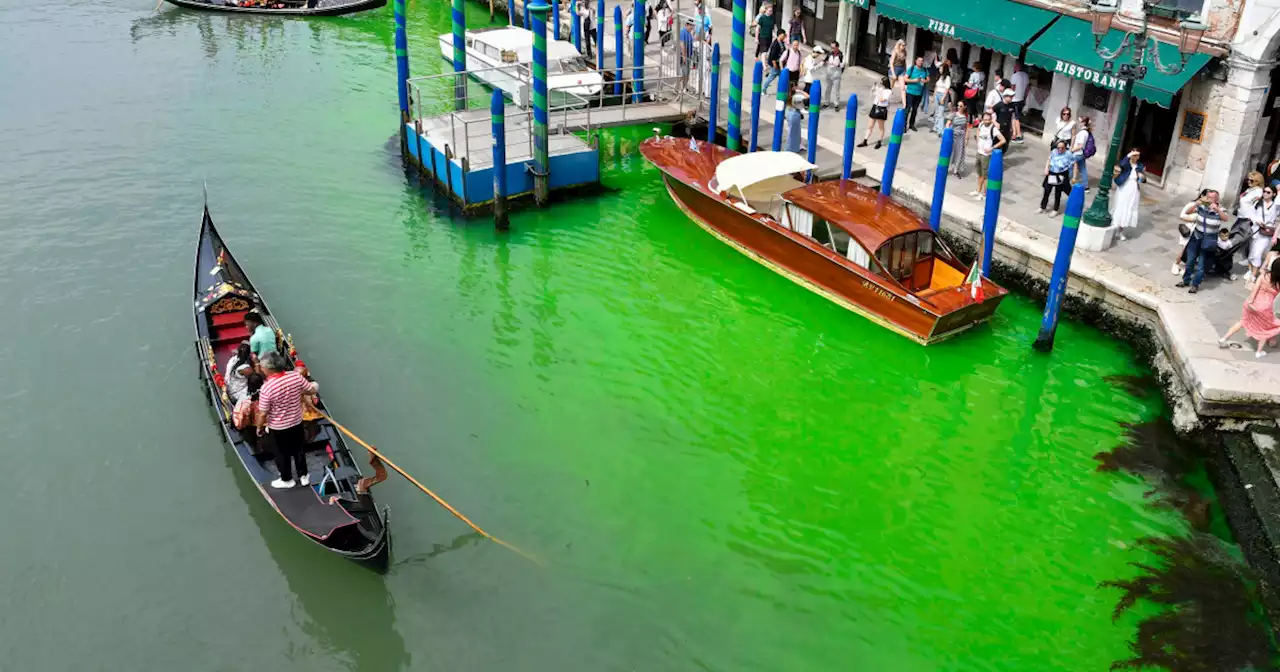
xmin=1096 ymin=375 xmax=1280 ymax=671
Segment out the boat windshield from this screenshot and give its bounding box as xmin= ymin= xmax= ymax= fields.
xmin=875 ymin=231 xmax=936 ymax=291
xmin=549 ymin=57 xmax=592 ymax=74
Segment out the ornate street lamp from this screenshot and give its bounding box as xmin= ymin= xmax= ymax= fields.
xmin=1081 ymin=0 xmax=1208 ymax=228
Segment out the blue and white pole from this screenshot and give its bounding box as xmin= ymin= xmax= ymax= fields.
xmin=491 ymin=90 xmax=509 ymax=231
xmin=880 ymin=109 xmax=905 ymax=195
xmin=727 ymin=0 xmax=745 ymax=150
xmin=1033 ymin=184 xmax=1086 ymax=352
xmin=770 ymin=68 xmax=790 ymax=152
xmin=632 ymin=0 xmax=644 ymax=102
xmin=806 ymin=80 xmax=820 ymax=181
xmin=529 ymin=0 xmax=551 ymax=205
xmin=596 ymin=0 xmax=605 ymax=71
xmin=981 ymin=149 xmax=1004 ymax=276
xmin=841 ymin=94 xmax=857 ymax=180
xmin=452 ymin=0 xmax=467 ymax=111
xmin=928 ymin=127 xmax=955 ymax=231
xmin=708 ymin=43 xmax=721 ymax=143
xmin=614 ymin=6 xmax=623 ymax=96
xmin=748 ymin=60 xmax=763 ymax=152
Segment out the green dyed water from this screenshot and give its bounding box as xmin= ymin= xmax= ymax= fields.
xmin=0 ymin=2 xmax=1260 ymax=670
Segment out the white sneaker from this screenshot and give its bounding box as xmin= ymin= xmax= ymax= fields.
xmin=1171 ymin=263 xmax=1183 ymax=276
xmin=271 ymin=478 xmax=296 ymax=489
xmin=1219 ymin=337 xmax=1230 ymax=349
xmin=1118 ymin=233 xmax=1128 ymax=241
xmin=1257 ymin=351 xmax=1268 ymax=359
xmin=968 ymin=190 xmax=980 ymax=197
xmin=300 ymin=474 xmax=311 ymax=486
xmin=1036 ymin=207 xmax=1045 ymax=214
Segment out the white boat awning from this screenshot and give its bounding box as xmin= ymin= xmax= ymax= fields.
xmin=713 ymin=151 xmax=817 ymax=195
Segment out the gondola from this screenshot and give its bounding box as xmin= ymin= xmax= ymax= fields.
xmin=163 ymin=0 xmax=386 ymax=17
xmin=193 ymin=204 xmax=391 ymax=571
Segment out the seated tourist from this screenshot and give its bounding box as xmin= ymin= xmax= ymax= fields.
xmin=233 ymin=373 xmax=265 ymax=432
xmin=224 ymin=341 xmax=253 ymax=403
xmin=244 ymin=311 xmax=277 ymax=363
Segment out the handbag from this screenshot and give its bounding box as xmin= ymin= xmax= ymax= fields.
xmin=1046 ymin=173 xmax=1063 ymax=186
xmin=1178 ymin=223 xmax=1192 ymax=238
xmin=963 ymin=86 xmax=979 ymax=99
xmin=870 ymin=104 xmax=887 ymax=120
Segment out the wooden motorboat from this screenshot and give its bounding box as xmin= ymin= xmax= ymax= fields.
xmin=193 ymin=205 xmax=391 ymax=571
xmin=437 ymin=26 xmax=603 ymax=107
xmin=639 ymin=137 xmax=1008 ymax=344
xmin=163 ymin=0 xmax=386 ymax=17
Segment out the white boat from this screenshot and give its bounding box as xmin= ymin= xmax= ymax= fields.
xmin=437 ymin=27 xmax=603 ymax=108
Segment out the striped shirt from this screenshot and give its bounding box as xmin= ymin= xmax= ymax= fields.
xmin=257 ymin=370 xmax=318 ymax=430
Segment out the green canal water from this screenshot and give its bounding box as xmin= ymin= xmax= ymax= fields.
xmin=0 ymin=2 xmax=1270 ymax=670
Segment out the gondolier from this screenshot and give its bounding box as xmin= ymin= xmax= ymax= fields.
xmin=256 ymin=351 xmax=319 ymax=489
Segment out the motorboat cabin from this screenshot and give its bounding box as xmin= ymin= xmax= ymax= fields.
xmin=437 ymin=27 xmax=603 ymax=107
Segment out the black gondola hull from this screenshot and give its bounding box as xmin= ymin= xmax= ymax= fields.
xmin=163 ymin=0 xmax=386 ymax=16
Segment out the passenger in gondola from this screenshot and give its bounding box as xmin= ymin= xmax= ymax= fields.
xmin=224 ymin=341 xmax=253 ymax=403
xmin=256 ymin=351 xmax=319 ymax=489
xmin=244 ymin=311 xmax=277 ymax=364
xmin=233 ymin=373 xmax=264 ymax=433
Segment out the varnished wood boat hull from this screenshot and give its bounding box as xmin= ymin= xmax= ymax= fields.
xmin=661 ymin=175 xmax=1004 ymax=344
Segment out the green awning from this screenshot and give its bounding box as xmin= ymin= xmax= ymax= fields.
xmin=1025 ymin=16 xmax=1212 ymax=107
xmin=872 ymin=0 xmax=1058 ymax=57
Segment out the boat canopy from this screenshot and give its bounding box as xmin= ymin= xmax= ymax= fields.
xmin=713 ymin=151 xmax=817 ymax=200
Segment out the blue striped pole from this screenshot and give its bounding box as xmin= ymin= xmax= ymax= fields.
xmin=1034 ymin=183 xmax=1085 ymax=351
xmin=632 ymin=0 xmax=644 ymax=102
xmin=770 ymin=68 xmax=790 ymax=151
xmin=880 ymin=109 xmax=905 ymax=195
xmin=529 ymin=0 xmax=551 ymax=205
xmin=597 ymin=0 xmax=605 ymax=71
xmin=928 ymin=127 xmax=954 ymax=231
xmin=491 ymin=90 xmax=509 ymax=231
xmin=613 ymin=6 xmax=623 ymax=96
xmin=749 ymin=60 xmax=762 ymax=152
xmin=981 ymin=149 xmax=1004 ymax=276
xmin=571 ymin=0 xmax=580 ymax=51
xmin=806 ymin=81 xmax=821 ymax=181
xmin=727 ymin=0 xmax=745 ymax=150
xmin=841 ymin=94 xmax=857 ymax=179
xmin=452 ymin=0 xmax=466 ymax=111
xmin=708 ymin=44 xmax=721 ymax=143
xmin=393 ymin=0 xmax=410 ymax=122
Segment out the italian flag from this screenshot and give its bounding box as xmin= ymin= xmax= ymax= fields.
xmin=966 ymin=258 xmax=985 ymax=302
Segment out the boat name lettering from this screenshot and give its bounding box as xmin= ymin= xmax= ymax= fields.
xmin=1053 ymin=60 xmax=1128 ymax=91
xmin=926 ymin=19 xmax=955 ymax=37
xmin=861 ymin=280 xmax=895 ymax=302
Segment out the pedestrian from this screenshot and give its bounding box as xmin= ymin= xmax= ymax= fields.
xmin=1265 ymin=153 xmax=1280 ymax=189
xmin=784 ymin=38 xmax=803 ymax=99
xmin=694 ymin=3 xmax=712 ymax=40
xmin=1009 ymin=62 xmax=1029 ymax=143
xmin=822 ymin=41 xmax=845 ymax=110
xmin=1111 ymin=148 xmax=1145 ymax=240
xmin=1218 ymin=255 xmax=1280 ymax=357
xmin=930 ymin=62 xmax=952 ymax=134
xmin=787 ymin=7 xmax=806 ymax=45
xmin=255 ymin=351 xmax=319 ymax=489
xmin=785 ymin=93 xmax=805 ymax=153
xmin=579 ymin=2 xmax=594 ymax=58
xmin=983 ymin=80 xmax=1003 ymax=115
xmin=751 ymin=2 xmax=774 ymax=56
xmin=1072 ymin=116 xmax=1093 ymax=189
xmin=993 ymin=88 xmax=1016 ymax=149
xmin=921 ymin=50 xmax=939 ymax=118
xmin=1038 ymin=139 xmax=1075 ymax=215
xmin=656 ymin=0 xmax=672 ymax=46
xmin=1177 ymin=189 xmax=1230 ymax=293
xmin=963 ymin=60 xmax=985 ymax=118
xmin=761 ymin=28 xmax=786 ymax=94
xmin=969 ymin=111 xmax=1005 ymax=199
xmin=857 ymin=76 xmax=892 ymax=149
xmin=1251 ymin=188 xmax=1280 ymax=283
xmin=679 ymin=20 xmax=696 ymax=90
xmin=903 ymin=55 xmax=929 ymax=131
xmin=948 ymin=102 xmax=969 ymax=178
xmin=644 ymin=2 xmax=654 ymax=42
xmin=1051 ymin=107 xmax=1075 ymax=148
xmin=1241 ymin=173 xmax=1276 ymax=282
xmin=889 ymin=40 xmax=908 ymax=107
xmin=801 ymin=45 xmax=824 ymax=101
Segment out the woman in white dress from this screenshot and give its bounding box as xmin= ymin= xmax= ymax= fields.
xmin=1110 ymin=148 xmax=1144 ymax=240
xmin=1245 ymin=177 xmax=1278 ymax=283
xmin=1051 ymin=107 xmax=1075 ymax=148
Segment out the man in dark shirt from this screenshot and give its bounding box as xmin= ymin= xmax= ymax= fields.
xmin=761 ymin=28 xmax=787 ymax=95
xmin=752 ymin=3 xmax=774 ymax=57
xmin=993 ymin=87 xmax=1016 ymax=150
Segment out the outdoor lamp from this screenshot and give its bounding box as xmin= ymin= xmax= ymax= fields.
xmin=1089 ymin=0 xmax=1118 ymax=37
xmin=1177 ymin=13 xmax=1208 ymax=56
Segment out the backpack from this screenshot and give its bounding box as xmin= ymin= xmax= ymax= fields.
xmin=1083 ymin=132 xmax=1097 ymax=159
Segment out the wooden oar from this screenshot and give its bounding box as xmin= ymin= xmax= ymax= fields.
xmin=320 ymin=413 xmax=541 ymax=566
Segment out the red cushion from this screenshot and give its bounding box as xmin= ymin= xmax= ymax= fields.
xmin=215 ymin=324 xmax=252 ymax=342
xmin=211 ymin=310 xmax=249 ymax=327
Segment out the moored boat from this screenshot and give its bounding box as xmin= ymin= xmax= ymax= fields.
xmin=639 ymin=136 xmax=1008 ymax=344
xmin=437 ymin=26 xmax=603 ymax=108
xmin=163 ymin=0 xmax=385 ymax=17
xmin=193 ymin=205 xmax=391 ymax=571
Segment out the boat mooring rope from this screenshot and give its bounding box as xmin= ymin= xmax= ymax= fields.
xmin=320 ymin=413 xmax=542 ymax=566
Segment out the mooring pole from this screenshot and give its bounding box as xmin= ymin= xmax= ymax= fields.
xmin=571 ymin=0 xmax=580 ymax=51
xmin=394 ymin=0 xmax=411 ymax=153
xmin=1034 ymin=183 xmax=1085 ymax=352
xmin=491 ymin=90 xmax=509 ymax=231
xmin=596 ymin=0 xmax=605 ymax=70
xmin=614 ymin=6 xmax=623 ymax=96
xmin=880 ymin=108 xmax=905 ymax=195
xmin=525 ymin=0 xmax=532 ymax=30
xmin=452 ymin=0 xmax=467 ymax=111
xmin=770 ymin=69 xmax=790 ymax=152
xmin=529 ymin=0 xmax=551 ymax=206
xmin=805 ymin=81 xmax=821 ymax=181
xmin=553 ymin=0 xmax=561 ymax=40
xmin=727 ymin=0 xmax=745 ymax=150
xmin=632 ymin=0 xmax=644 ymax=103
xmin=749 ymin=60 xmax=762 ymax=152
xmin=708 ymin=44 xmax=721 ymax=143
xmin=841 ymin=94 xmax=857 ymax=180
xmin=928 ymin=127 xmax=954 ymax=232
xmin=981 ymin=148 xmax=1004 ymax=276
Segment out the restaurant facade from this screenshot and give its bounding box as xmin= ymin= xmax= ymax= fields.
xmin=818 ymin=0 xmax=1275 ymax=198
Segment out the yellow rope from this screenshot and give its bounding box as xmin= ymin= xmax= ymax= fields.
xmin=320 ymin=413 xmax=542 ymax=566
